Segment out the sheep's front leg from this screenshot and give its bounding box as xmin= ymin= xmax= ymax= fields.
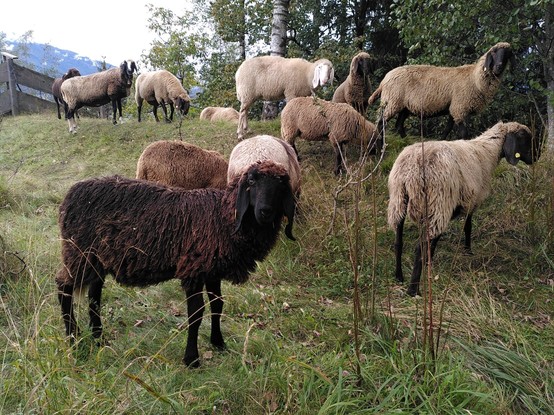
xmin=152 ymin=104 xmax=160 ymax=122
xmin=160 ymin=102 xmax=171 ymax=123
xmin=183 ymin=278 xmax=205 ymax=368
xmin=57 ymin=279 xmax=80 ymax=340
xmin=408 ymin=235 xmax=440 ymax=297
xmin=334 ymin=143 xmax=346 ymax=175
xmin=205 ymin=278 xmax=225 ymax=350
xmin=111 ymin=99 xmax=119 ymax=124
xmin=394 ymin=217 xmax=405 ymax=283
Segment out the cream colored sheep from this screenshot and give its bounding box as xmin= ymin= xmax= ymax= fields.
xmin=235 ymin=56 xmax=334 ymax=139
xmin=135 ymin=70 xmax=191 ymax=123
xmin=227 ymin=134 xmax=301 ymax=197
xmin=200 ymin=106 xmax=239 ymax=124
xmin=388 ymin=121 xmax=540 ymax=296
xmin=136 ymin=140 xmax=228 ymax=190
xmin=280 ymin=97 xmax=380 ymax=175
xmin=61 ymin=60 xmax=137 ymax=133
xmin=368 ymin=42 xmax=514 ymax=139
xmin=332 ymin=52 xmax=372 ymax=114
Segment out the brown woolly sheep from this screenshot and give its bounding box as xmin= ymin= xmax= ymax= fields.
xmin=52 ymin=68 xmax=81 ymax=120
xmin=368 ymin=42 xmax=514 ymax=139
xmin=227 ymin=134 xmax=301 ymax=197
xmin=135 ymin=70 xmax=191 ymax=122
xmin=280 ymin=97 xmax=380 ymax=175
xmin=332 ymin=51 xmax=372 ymax=114
xmin=199 ymin=106 xmax=239 ymax=124
xmin=388 ymin=121 xmax=540 ymax=296
xmin=61 ymin=60 xmax=138 ymax=133
xmin=235 ymin=56 xmax=334 ymax=139
xmin=136 ymin=140 xmax=228 ymax=190
xmin=56 ymin=161 xmax=296 ymax=367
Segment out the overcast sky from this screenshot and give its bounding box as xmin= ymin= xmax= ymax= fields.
xmin=2 ymin=0 xmax=189 ymax=66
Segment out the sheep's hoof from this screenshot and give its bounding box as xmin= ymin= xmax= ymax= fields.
xmin=406 ymin=287 xmax=420 ymax=297
xmin=184 ymin=355 xmax=201 ymax=368
xmin=211 ymin=338 xmax=226 ymax=350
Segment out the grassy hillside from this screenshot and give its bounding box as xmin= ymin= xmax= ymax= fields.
xmin=0 ymin=113 xmax=552 ymax=414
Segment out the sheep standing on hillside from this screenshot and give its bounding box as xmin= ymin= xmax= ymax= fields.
xmin=136 ymin=140 xmax=228 ymax=189
xmin=227 ymin=134 xmax=301 ymax=197
xmin=332 ymin=52 xmax=372 ymax=114
xmin=56 ymin=161 xmax=296 ymax=367
xmin=52 ymin=68 xmax=81 ymax=120
xmin=235 ymin=56 xmax=334 ymax=139
xmin=200 ymin=106 xmax=239 ymax=124
xmin=61 ymin=60 xmax=137 ymax=133
xmin=387 ymin=121 xmax=540 ymax=296
xmin=281 ymin=97 xmax=380 ymax=175
xmin=135 ymin=70 xmax=191 ymax=122
xmin=368 ymin=42 xmax=514 ymax=139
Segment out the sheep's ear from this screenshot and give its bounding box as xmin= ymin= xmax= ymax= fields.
xmin=484 ymin=51 xmax=495 ymax=72
xmin=234 ymin=177 xmax=251 ymax=234
xmin=312 ymin=65 xmax=322 ymax=88
xmin=283 ymin=186 xmax=296 ymax=241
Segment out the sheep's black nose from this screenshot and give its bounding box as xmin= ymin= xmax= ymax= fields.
xmin=260 ymin=207 xmax=274 ymax=219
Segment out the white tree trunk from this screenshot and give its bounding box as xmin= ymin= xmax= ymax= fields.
xmin=263 ymin=0 xmax=290 ymax=120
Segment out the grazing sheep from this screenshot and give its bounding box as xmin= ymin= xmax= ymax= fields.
xmin=280 ymin=97 xmax=380 ymax=175
xmin=368 ymin=42 xmax=514 ymax=139
xmin=136 ymin=140 xmax=228 ymax=190
xmin=61 ymin=60 xmax=138 ymax=133
xmin=332 ymin=52 xmax=372 ymax=114
xmin=135 ymin=70 xmax=191 ymax=123
xmin=56 ymin=161 xmax=296 ymax=367
xmin=52 ymin=68 xmax=81 ymax=120
xmin=227 ymin=135 xmax=301 ymax=197
xmin=200 ymin=106 xmax=239 ymax=124
xmin=387 ymin=121 xmax=540 ymax=296
xmin=235 ymin=55 xmax=334 ymax=139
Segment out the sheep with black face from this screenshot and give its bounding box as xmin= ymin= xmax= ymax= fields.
xmin=56 ymin=160 xmax=295 ymax=367
xmin=387 ymin=121 xmax=540 ymax=296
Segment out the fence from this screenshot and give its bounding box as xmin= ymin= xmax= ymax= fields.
xmin=0 ymin=51 xmax=56 ymax=116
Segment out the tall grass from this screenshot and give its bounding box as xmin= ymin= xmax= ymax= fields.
xmin=0 ymin=114 xmax=552 ymax=413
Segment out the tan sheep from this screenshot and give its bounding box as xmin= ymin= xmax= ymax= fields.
xmin=135 ymin=70 xmax=191 ymax=123
xmin=368 ymin=42 xmax=514 ymax=139
xmin=227 ymin=134 xmax=301 ymax=197
xmin=61 ymin=60 xmax=137 ymax=133
xmin=235 ymin=56 xmax=334 ymax=139
xmin=332 ymin=51 xmax=372 ymax=115
xmin=280 ymin=97 xmax=380 ymax=175
xmin=388 ymin=121 xmax=540 ymax=296
xmin=200 ymin=106 xmax=239 ymax=124
xmin=136 ymin=140 xmax=228 ymax=190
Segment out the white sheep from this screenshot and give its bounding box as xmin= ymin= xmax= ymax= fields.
xmin=136 ymin=140 xmax=228 ymax=190
xmin=227 ymin=134 xmax=301 ymax=197
xmin=387 ymin=121 xmax=540 ymax=296
xmin=332 ymin=51 xmax=372 ymax=114
xmin=61 ymin=60 xmax=137 ymax=133
xmin=135 ymin=70 xmax=191 ymax=122
xmin=368 ymin=42 xmax=514 ymax=139
xmin=199 ymin=106 xmax=239 ymax=124
xmin=280 ymin=96 xmax=380 ymax=175
xmin=235 ymin=55 xmax=334 ymax=139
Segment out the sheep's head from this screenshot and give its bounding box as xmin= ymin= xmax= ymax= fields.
xmin=62 ymin=68 xmax=81 ymax=80
xmin=235 ymin=160 xmax=295 ymax=240
xmin=501 ymin=122 xmax=541 ymax=166
xmin=120 ymin=60 xmax=138 ymax=87
xmin=312 ymin=59 xmax=335 ymax=89
xmin=176 ymin=95 xmax=191 ymax=116
xmin=352 ymin=52 xmax=372 ymax=78
xmin=484 ymin=42 xmax=514 ymax=76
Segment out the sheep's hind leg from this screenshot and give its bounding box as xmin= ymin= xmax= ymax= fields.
xmin=88 ymin=277 xmax=105 ymax=342
xmin=408 ymin=235 xmax=440 ymax=297
xmin=206 ymin=279 xmax=225 ymax=350
xmin=183 ymin=278 xmax=206 ymax=367
xmin=394 ymin=217 xmax=405 ymax=283
xmin=463 ymin=213 xmax=473 ymax=254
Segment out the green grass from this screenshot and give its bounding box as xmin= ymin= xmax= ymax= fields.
xmin=0 ymin=113 xmax=553 ymax=414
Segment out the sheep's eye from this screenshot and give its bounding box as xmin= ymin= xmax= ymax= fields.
xmin=248 ymin=179 xmax=256 ymax=186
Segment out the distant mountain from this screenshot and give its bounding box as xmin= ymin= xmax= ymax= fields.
xmin=4 ymin=40 xmax=114 ymax=77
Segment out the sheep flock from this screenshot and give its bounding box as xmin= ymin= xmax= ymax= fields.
xmin=50 ymin=42 xmax=545 ymax=367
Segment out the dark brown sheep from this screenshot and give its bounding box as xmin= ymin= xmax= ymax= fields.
xmin=51 ymin=68 xmax=81 ymax=120
xmin=56 ymin=161 xmax=296 ymax=367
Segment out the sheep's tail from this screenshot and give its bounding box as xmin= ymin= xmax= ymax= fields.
xmin=367 ymin=85 xmax=382 ymax=106
xmin=387 ymin=181 xmax=408 ymax=231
